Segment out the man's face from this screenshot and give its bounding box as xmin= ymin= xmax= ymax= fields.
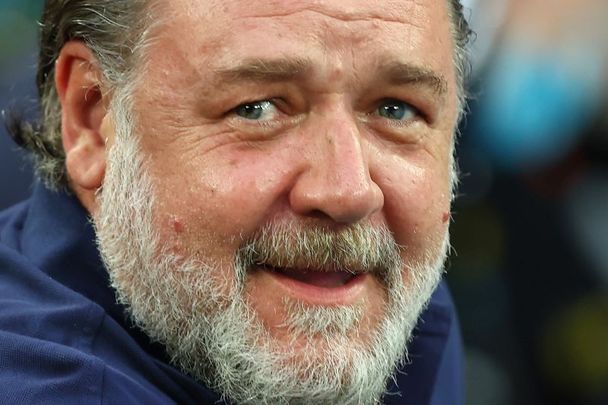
xmin=96 ymin=0 xmax=458 ymax=402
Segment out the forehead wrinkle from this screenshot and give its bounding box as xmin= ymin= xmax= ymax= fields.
xmin=231 ymin=0 xmax=422 ymax=25
xmin=246 ymin=8 xmax=405 ymax=25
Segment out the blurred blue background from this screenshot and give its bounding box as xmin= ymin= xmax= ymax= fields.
xmin=0 ymin=0 xmax=39 ymax=207
xmin=1 ymin=1 xmax=607 ymax=404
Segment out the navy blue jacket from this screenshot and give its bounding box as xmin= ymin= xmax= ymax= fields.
xmin=0 ymin=184 xmax=464 ymax=404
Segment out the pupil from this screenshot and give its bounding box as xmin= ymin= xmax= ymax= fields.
xmin=244 ymin=104 xmax=262 ymax=119
xmin=382 ymin=103 xmax=405 ymax=120
xmin=237 ymin=101 xmax=270 ymax=120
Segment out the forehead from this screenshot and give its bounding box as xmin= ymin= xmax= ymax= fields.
xmin=187 ymin=0 xmax=443 ymax=28
xmin=149 ymin=0 xmax=456 ymax=90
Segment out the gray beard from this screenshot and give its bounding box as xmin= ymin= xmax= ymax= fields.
xmin=94 ymin=113 xmax=449 ymax=404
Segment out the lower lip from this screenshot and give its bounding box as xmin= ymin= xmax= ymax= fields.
xmin=257 ymin=267 xmax=369 ymax=306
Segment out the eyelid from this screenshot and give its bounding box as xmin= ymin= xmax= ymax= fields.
xmin=386 ymin=98 xmax=417 ymax=112
xmin=358 ymin=86 xmax=438 ymax=123
xmin=357 ymin=99 xmax=428 ymax=140
xmin=232 ymin=97 xmax=295 ymax=120
xmin=225 ymin=97 xmax=304 ymax=138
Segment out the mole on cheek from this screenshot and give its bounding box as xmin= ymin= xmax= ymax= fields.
xmin=442 ymin=212 xmax=450 ymax=224
xmin=171 ymin=217 xmax=185 ymax=233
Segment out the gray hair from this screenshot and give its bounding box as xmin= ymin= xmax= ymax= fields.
xmin=7 ymin=0 xmax=472 ymax=191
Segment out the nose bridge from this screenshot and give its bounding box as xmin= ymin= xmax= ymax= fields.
xmin=322 ymin=114 xmax=368 ymax=191
xmin=289 ymin=107 xmax=384 ymax=223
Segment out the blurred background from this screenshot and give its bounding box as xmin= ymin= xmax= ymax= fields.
xmin=1 ymin=1 xmax=607 ymax=404
xmin=0 ymin=0 xmax=38 ymax=207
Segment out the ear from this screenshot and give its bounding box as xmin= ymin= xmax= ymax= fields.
xmin=56 ymin=41 xmax=109 ymax=193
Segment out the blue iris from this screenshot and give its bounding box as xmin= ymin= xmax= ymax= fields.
xmin=234 ymin=101 xmax=273 ymax=120
xmin=378 ymin=100 xmax=414 ymax=120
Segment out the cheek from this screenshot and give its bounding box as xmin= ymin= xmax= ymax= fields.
xmin=147 ymin=144 xmax=303 ymax=256
xmin=378 ymin=155 xmax=451 ymax=252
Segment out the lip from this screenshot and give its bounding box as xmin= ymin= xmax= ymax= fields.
xmin=255 ymin=266 xmax=370 ymax=306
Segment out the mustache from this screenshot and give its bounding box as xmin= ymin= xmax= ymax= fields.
xmin=235 ymin=221 xmax=404 ymax=277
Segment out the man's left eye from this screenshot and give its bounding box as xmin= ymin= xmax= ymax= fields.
xmin=233 ymin=100 xmax=278 ymax=121
xmin=377 ymin=99 xmax=418 ymax=121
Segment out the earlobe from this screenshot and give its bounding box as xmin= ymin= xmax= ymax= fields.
xmin=65 ymin=131 xmax=106 ymax=190
xmin=55 ymin=41 xmax=109 ymax=191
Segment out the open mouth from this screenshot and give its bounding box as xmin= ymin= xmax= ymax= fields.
xmin=262 ymin=266 xmax=359 ymax=288
xmin=253 ymin=265 xmax=370 ymax=305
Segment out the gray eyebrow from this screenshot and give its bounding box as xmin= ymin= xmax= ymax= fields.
xmin=211 ymin=57 xmax=448 ymax=100
xmin=214 ymin=57 xmax=312 ymax=82
xmin=380 ymin=61 xmax=448 ymax=97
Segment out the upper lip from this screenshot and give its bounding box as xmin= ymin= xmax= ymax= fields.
xmin=257 ymin=263 xmax=366 ymax=275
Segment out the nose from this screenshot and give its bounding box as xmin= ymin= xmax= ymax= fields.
xmin=289 ymin=112 xmax=384 ymax=224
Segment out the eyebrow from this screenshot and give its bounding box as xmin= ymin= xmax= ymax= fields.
xmin=214 ymin=57 xmax=312 ymax=82
xmin=380 ymin=61 xmax=448 ymax=97
xmin=212 ymin=57 xmax=448 ymax=98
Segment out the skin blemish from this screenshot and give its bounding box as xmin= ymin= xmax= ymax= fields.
xmin=442 ymin=212 xmax=450 ymax=223
xmin=171 ymin=216 xmax=185 ymax=233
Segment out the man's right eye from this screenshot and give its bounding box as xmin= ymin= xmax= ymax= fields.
xmin=233 ymin=100 xmax=278 ymax=121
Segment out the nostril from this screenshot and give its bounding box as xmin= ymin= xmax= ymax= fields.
xmin=306 ymin=209 xmax=333 ymax=221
